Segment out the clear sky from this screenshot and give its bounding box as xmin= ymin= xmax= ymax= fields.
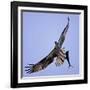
xmin=22 ymin=11 xmax=80 ymax=77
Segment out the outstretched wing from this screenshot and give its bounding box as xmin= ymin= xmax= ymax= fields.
xmin=25 ymin=17 xmax=70 ymax=74
xmin=58 ymin=17 xmax=70 ymax=48
xmin=25 ymin=48 xmax=56 ymax=74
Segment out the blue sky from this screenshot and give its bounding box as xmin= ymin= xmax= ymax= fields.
xmin=22 ymin=11 xmax=80 ymax=77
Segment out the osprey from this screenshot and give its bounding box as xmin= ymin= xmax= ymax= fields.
xmin=25 ymin=17 xmax=71 ymax=74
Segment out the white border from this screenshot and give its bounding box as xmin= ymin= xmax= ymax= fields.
xmin=18 ymin=6 xmax=84 ymax=83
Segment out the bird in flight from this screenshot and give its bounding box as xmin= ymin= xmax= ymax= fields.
xmin=25 ymin=17 xmax=71 ymax=74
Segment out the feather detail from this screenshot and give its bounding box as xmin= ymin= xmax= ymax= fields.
xmin=25 ymin=17 xmax=70 ymax=74
xmin=55 ymin=48 xmax=66 ymax=66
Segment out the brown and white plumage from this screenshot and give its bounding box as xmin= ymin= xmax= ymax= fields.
xmin=55 ymin=48 xmax=66 ymax=66
xmin=25 ymin=17 xmax=71 ymax=74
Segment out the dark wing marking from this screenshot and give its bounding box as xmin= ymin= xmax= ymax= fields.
xmin=55 ymin=48 xmax=66 ymax=66
xmin=25 ymin=48 xmax=56 ymax=74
